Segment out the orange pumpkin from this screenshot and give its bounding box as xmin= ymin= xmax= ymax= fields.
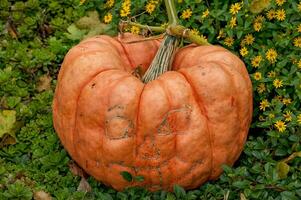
xmin=52 ymin=33 xmax=252 ymax=191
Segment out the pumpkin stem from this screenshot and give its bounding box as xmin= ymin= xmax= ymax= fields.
xmin=141 ymin=0 xmax=180 ymax=83
xmin=141 ymin=0 xmax=209 ymax=83
xmin=142 ymin=34 xmax=178 ymax=83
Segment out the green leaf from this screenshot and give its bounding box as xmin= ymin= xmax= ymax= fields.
xmin=276 ymin=161 xmax=290 ymax=179
xmin=0 ymin=110 xmax=16 ymax=148
xmin=134 ymin=175 xmax=145 ymax=182
xmin=166 ymin=193 xmax=176 ymax=200
xmin=173 ymin=184 xmax=186 ymax=199
xmin=65 ymin=24 xmax=86 ymax=40
xmin=120 ymin=171 xmax=132 ymax=182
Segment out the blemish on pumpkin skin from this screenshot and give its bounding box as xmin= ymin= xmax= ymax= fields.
xmin=105 ymin=116 xmax=134 ymax=140
xmin=107 ymin=105 xmax=124 ymax=112
xmin=157 ymin=105 xmax=192 ymax=135
xmin=231 ymin=96 xmax=235 ymax=106
xmin=91 ymin=83 xmax=96 ymax=88
xmin=79 ymin=47 xmax=86 ymax=51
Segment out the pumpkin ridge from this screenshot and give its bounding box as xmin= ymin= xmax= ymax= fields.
xmin=173 ymin=47 xmax=226 ymax=70
xmin=198 ymin=49 xmax=250 ymax=83
xmin=177 ymin=70 xmax=213 ymax=181
xmin=155 ymin=78 xmax=173 ymax=186
xmin=209 ymin=61 xmax=242 ymax=167
xmin=210 ymin=61 xmax=252 ymax=166
xmin=134 ymin=83 xmax=146 ymax=180
xmin=71 ymin=68 xmax=122 ymax=163
xmin=116 ymin=38 xmax=136 ymax=70
xmin=58 ymin=50 xmax=125 ymax=84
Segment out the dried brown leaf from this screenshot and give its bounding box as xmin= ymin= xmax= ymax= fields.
xmin=37 ymin=75 xmax=52 ymax=92
xmin=33 ymin=190 xmax=52 ymax=200
xmin=77 ymin=177 xmax=92 ymax=193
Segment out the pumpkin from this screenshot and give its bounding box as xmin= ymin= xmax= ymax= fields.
xmin=52 ymin=33 xmax=252 ymax=191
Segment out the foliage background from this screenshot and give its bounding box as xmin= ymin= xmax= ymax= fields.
xmin=0 ymin=0 xmax=301 ymax=199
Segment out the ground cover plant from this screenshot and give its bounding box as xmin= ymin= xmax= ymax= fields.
xmin=0 ymin=0 xmax=300 ymax=199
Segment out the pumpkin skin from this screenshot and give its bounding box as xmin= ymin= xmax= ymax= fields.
xmin=52 ymin=33 xmax=252 ymax=191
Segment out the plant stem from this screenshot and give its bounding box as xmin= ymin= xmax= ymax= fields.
xmin=122 ymin=21 xmax=166 ymax=33
xmin=168 ymin=25 xmax=210 ymax=45
xmin=165 ymin=0 xmax=179 ymax=25
xmin=142 ymin=35 xmax=178 ymax=83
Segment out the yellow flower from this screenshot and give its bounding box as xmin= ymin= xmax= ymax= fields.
xmin=224 ymin=37 xmax=234 ymax=47
xmin=254 ymin=72 xmax=262 ymax=80
xmin=259 ymin=99 xmax=269 ymax=111
xmin=259 ymin=115 xmax=265 ymax=121
xmin=160 ymin=22 xmax=168 ymax=28
xmin=244 ymin=34 xmax=255 ymax=45
xmin=79 ymin=0 xmax=86 ymax=5
xmin=265 ymin=48 xmax=277 ymax=63
xmin=276 ymin=9 xmax=286 ymax=21
xmin=269 ymin=113 xmax=275 ymax=119
xmin=229 ymin=3 xmax=242 ymax=15
xmin=297 ymin=114 xmax=301 ymax=124
xmin=103 ymin=13 xmax=113 ymax=24
xmin=297 ymin=24 xmax=301 ymax=33
xmin=283 ymin=111 xmax=292 ymax=122
xmin=145 ymin=2 xmax=156 ymax=14
xmin=190 ymin=28 xmax=200 ymax=36
xmin=293 ymin=37 xmax=301 ymax=48
xmin=130 ymin=25 xmax=140 ymax=34
xmin=298 ymin=2 xmax=301 ymax=12
xmin=106 ymin=0 xmax=114 ymax=8
xmin=257 ymin=83 xmax=266 ymax=93
xmin=202 ymin=9 xmax=210 ymax=18
xmin=276 ymin=0 xmax=286 ymax=6
xmin=273 ymin=79 xmax=283 ymax=88
xmin=120 ymin=0 xmax=131 ymax=17
xmin=217 ymin=29 xmax=225 ymax=39
xmin=275 ymin=120 xmax=286 ymax=132
xmin=282 ymin=98 xmax=292 ymax=105
xmin=298 ymin=59 xmax=301 ymax=68
xmin=268 ymin=71 xmax=276 ymax=78
xmin=251 ymin=55 xmax=262 ymax=68
xmin=255 ymin=15 xmax=265 ymax=23
xmin=253 ymin=22 xmax=262 ymax=32
xmin=181 ymin=9 xmax=192 ymax=19
xmin=229 ymin=17 xmax=237 ymax=28
xmin=199 ymin=34 xmax=208 ymax=42
xmin=267 ymin=9 xmax=276 ymax=20
xmin=275 ymin=95 xmax=283 ymax=101
xmin=240 ymin=47 xmax=248 ymax=57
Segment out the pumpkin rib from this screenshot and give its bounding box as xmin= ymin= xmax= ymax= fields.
xmin=116 ymin=38 xmax=136 ymax=69
xmin=89 ymin=36 xmax=133 ymax=71
xmin=197 ymin=49 xmax=251 ymax=86
xmin=211 ymin=60 xmax=251 ymax=150
xmin=58 ymin=49 xmax=125 ymax=85
xmin=71 ymin=68 xmax=121 ymax=163
xmin=176 ymin=70 xmax=214 ymax=181
xmin=76 ymin=70 xmax=141 ymax=189
xmin=173 ymin=47 xmax=227 ymax=70
xmin=178 ymin=62 xmax=244 ymax=180
xmin=212 ymin=61 xmax=252 ymax=167
xmin=134 ymin=83 xmax=146 ymax=181
xmin=155 ymin=78 xmax=174 ymax=186
xmin=209 ymin=61 xmax=243 ymax=167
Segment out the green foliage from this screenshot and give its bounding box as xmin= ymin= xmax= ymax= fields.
xmin=0 ymin=0 xmax=301 ymax=199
